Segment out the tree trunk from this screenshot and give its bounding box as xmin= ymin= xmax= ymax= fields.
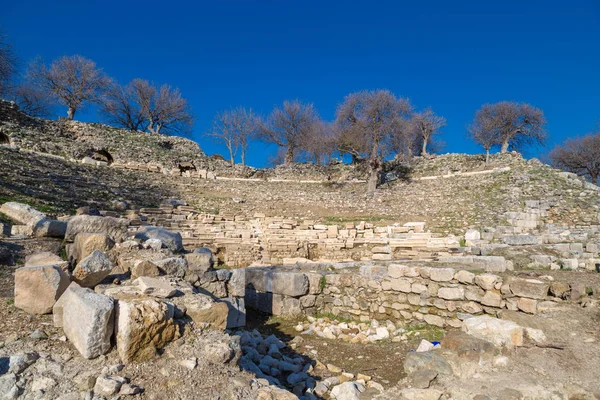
xmin=485 ymin=149 xmax=490 ymax=164
xmin=228 ymin=146 xmax=235 ymax=168
xmin=284 ymin=147 xmax=294 ymax=164
xmin=501 ymin=140 xmax=509 ymax=153
xmin=422 ymin=137 xmax=428 ymax=156
xmin=67 ymin=107 xmax=76 ymax=120
xmin=241 ymin=150 xmax=246 ymax=167
xmin=367 ymin=165 xmax=380 ymax=194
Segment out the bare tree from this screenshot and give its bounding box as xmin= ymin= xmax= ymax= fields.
xmin=468 ymin=109 xmax=500 ymax=164
xmin=336 ymin=90 xmax=412 ymax=193
xmin=549 ymin=129 xmax=600 ymax=184
xmin=259 ymin=100 xmax=321 ymax=164
xmin=412 ymin=108 xmax=446 ymax=155
xmin=100 ymin=81 xmax=145 ymax=131
xmin=469 ymin=101 xmax=546 ymax=156
xmin=300 ymin=121 xmax=339 ymax=165
xmin=26 ymin=55 xmax=110 ymax=120
xmin=12 ymin=82 xmax=53 ymax=117
xmin=131 ymin=79 xmax=193 ymax=135
xmin=0 ymin=27 xmax=17 ymax=97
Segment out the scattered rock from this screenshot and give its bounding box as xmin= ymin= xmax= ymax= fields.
xmin=14 ymin=265 xmax=70 ymax=314
xmin=72 ymin=250 xmax=114 ymax=288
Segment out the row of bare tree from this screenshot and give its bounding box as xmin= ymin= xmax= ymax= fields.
xmin=0 ymin=29 xmax=193 ymax=135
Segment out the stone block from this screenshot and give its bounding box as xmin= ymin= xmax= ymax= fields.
xmin=388 ymin=264 xmax=408 ymax=278
xmin=25 ymin=251 xmax=68 ymax=271
xmin=153 ymin=257 xmax=188 ymax=278
xmin=65 ymin=215 xmax=129 ymax=242
xmin=15 ymin=265 xmax=70 ymax=314
xmin=462 ymin=315 xmax=524 ymax=348
xmin=131 ymin=260 xmax=160 ymax=279
xmin=62 ymin=286 xmax=115 ymax=359
xmin=437 ymin=287 xmax=464 ymax=300
xmin=134 ymin=276 xmax=176 ymax=298
xmin=222 ymin=297 xmax=246 ymax=328
xmin=474 ymin=274 xmax=499 ymax=290
xmin=429 ymin=268 xmax=455 ymax=282
xmin=271 ymin=272 xmax=309 ymax=296
xmin=0 ymin=202 xmax=46 ymax=226
xmin=72 ymin=233 xmax=114 ymax=264
xmin=517 ymin=297 xmax=537 ymax=314
xmin=227 ymin=268 xmax=246 ymax=297
xmin=116 ymin=298 xmax=179 ymax=363
xmin=481 ymin=291 xmax=502 ymax=308
xmin=184 ymin=294 xmax=229 ymax=330
xmin=72 ymin=250 xmax=114 ymax=288
xmin=509 ymin=278 xmax=549 ymax=300
xmin=134 ymin=226 xmax=183 ymax=252
xmin=454 ymin=270 xmax=474 ymax=284
xmin=502 ymin=235 xmax=539 ymax=246
xmin=32 ymin=219 xmax=67 ymax=238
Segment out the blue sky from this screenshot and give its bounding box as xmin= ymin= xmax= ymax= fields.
xmin=3 ymin=1 xmax=599 ymax=167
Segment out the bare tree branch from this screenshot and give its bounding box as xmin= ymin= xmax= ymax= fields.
xmin=549 ymin=128 xmax=600 ymax=184
xmin=0 ymin=27 xmax=17 ymax=97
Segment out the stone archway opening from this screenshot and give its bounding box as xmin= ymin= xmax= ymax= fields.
xmin=178 ymin=161 xmax=197 ymax=174
xmin=0 ymin=132 xmax=11 ymax=145
xmin=91 ymin=150 xmax=114 ymax=165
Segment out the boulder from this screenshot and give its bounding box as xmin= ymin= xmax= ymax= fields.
xmin=441 ymin=331 xmax=495 ymax=362
xmin=404 ymin=351 xmax=453 ymax=376
xmin=462 ymin=315 xmax=523 ymax=349
xmin=61 ymin=285 xmax=115 ymax=359
xmin=186 ymin=247 xmax=214 ymax=272
xmin=330 ymin=381 xmax=364 ymax=400
xmin=184 ymin=294 xmax=229 ymax=330
xmin=116 ymin=298 xmax=179 ymax=363
xmin=134 ymin=227 xmax=183 ymax=252
xmin=0 ymin=202 xmax=45 ymax=226
xmin=53 ymin=282 xmax=81 ymax=328
xmin=65 ymin=215 xmax=129 ymax=242
xmin=509 ymin=278 xmax=549 ymax=300
xmin=72 ymin=250 xmax=114 ymax=288
xmin=14 ymin=265 xmax=70 ymax=314
xmin=134 ymin=276 xmax=177 ymax=298
xmin=429 ymin=268 xmax=455 ymax=282
xmin=131 ymin=260 xmax=160 ymax=279
xmin=72 ymin=233 xmax=115 ymax=264
xmin=153 ymin=257 xmax=187 ymax=278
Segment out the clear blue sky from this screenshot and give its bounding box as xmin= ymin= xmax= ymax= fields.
xmin=3 ymin=1 xmax=599 ymax=167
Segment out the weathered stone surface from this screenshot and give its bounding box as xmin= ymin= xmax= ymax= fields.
xmin=474 ymin=274 xmax=499 ymax=290
xmin=441 ymin=331 xmax=495 ymax=362
xmin=25 ymin=251 xmax=68 ymax=270
xmin=134 ymin=226 xmax=183 ymax=252
xmin=398 ymin=388 xmax=443 ymax=400
xmin=228 ymin=268 xmax=246 ymax=297
xmin=388 ymin=264 xmax=408 ymax=278
xmin=0 ymin=201 xmax=45 ymax=226
xmin=271 ymin=272 xmax=309 ymax=296
xmin=134 ymin=276 xmax=176 ymax=298
xmin=481 ymin=291 xmax=502 ymax=307
xmin=517 ymin=297 xmax=537 ymax=314
xmin=62 ymin=285 xmax=115 ymax=359
xmin=65 ymin=215 xmax=129 ymax=242
xmin=116 ymin=298 xmax=179 ymax=363
xmin=462 ymin=315 xmax=523 ymax=349
xmin=53 ymin=282 xmax=81 ymax=328
xmin=185 ymin=251 xmax=213 ymax=274
xmin=14 ymin=265 xmax=70 ymax=314
xmin=465 ymin=229 xmax=480 ymax=241
xmin=437 ymin=287 xmax=464 ymax=300
xmin=131 ymin=260 xmax=160 ymax=279
xmin=429 ymin=268 xmax=455 ymax=282
xmin=503 ymin=234 xmax=539 ymax=246
xmin=509 ymin=278 xmax=549 ymax=300
xmin=32 ymin=218 xmax=67 ymax=238
xmin=549 ymin=281 xmax=570 ymax=298
xmin=404 ymin=351 xmax=453 ymax=376
xmin=223 ymin=297 xmax=246 ymax=328
xmin=72 ymin=250 xmax=114 ymax=288
xmin=72 ymin=233 xmax=115 ymax=264
xmin=153 ymin=257 xmax=187 ymax=278
xmin=410 ymin=369 xmax=438 ymax=389
xmin=184 ymin=294 xmax=229 ymax=330
xmin=454 ymin=270 xmax=475 ymax=284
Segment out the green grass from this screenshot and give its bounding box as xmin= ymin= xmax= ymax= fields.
xmin=312 ymin=312 xmax=353 ymax=323
xmin=405 ymin=322 xmax=446 ymax=342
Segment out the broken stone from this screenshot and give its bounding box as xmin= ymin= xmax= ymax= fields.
xmin=65 ymin=215 xmax=129 ymax=242
xmin=153 ymin=257 xmax=187 ymax=277
xmin=462 ymin=315 xmax=523 ymax=349
xmin=116 ymin=298 xmax=179 ymax=363
xmin=14 ymin=265 xmax=70 ymax=314
xmin=131 ymin=260 xmax=160 ymax=279
xmin=510 ymin=278 xmax=550 ymax=300
xmin=184 ymin=294 xmax=229 ymax=330
xmin=24 ymin=251 xmax=68 ymax=271
xmin=134 ymin=226 xmax=183 ymax=252
xmin=72 ymin=233 xmax=115 ymax=264
xmin=134 ymin=276 xmax=177 ymax=298
xmin=72 ymin=250 xmax=114 ymax=288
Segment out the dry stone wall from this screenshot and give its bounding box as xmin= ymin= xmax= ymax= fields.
xmin=243 ymin=264 xmax=561 ymax=328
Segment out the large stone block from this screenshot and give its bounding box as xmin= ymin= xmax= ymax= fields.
xmin=62 ymin=286 xmax=115 ymax=359
xmin=503 ymin=235 xmax=539 ymax=246
xmin=65 ymin=215 xmax=129 ymax=242
xmin=509 ymin=278 xmax=549 ymax=300
xmin=227 ymin=268 xmax=246 ymax=298
xmin=437 ymin=287 xmax=464 ymax=300
xmin=271 ymin=272 xmax=308 ymax=296
xmin=0 ymin=202 xmax=45 ymax=226
xmin=134 ymin=227 xmax=183 ymax=252
xmin=32 ymin=219 xmax=67 ymax=238
xmin=25 ymin=252 xmax=68 ymax=271
xmin=14 ymin=265 xmax=70 ymax=314
xmin=116 ymin=299 xmax=179 ymax=363
xmin=462 ymin=315 xmax=523 ymax=349
xmin=153 ymin=257 xmax=187 ymax=278
xmin=184 ymin=294 xmax=229 ymax=330
xmin=223 ymin=297 xmax=246 ymax=328
xmin=53 ymin=282 xmax=81 ymax=328
xmin=72 ymin=233 xmax=115 ymax=264
xmin=72 ymin=250 xmax=114 ymax=288
xmin=184 ymin=250 xmax=213 ymax=274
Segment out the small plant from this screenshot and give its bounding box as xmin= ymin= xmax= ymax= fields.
xmin=319 ymin=276 xmax=327 ymax=291
xmin=459 ymin=238 xmax=467 ymax=247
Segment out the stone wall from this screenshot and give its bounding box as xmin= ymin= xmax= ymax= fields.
xmin=243 ymin=264 xmax=562 ymax=328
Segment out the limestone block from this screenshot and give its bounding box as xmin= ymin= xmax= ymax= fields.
xmin=185 ymin=248 xmax=214 ymax=273
xmin=388 ymin=264 xmax=408 ymax=278
xmin=429 ymin=268 xmax=455 ymax=282
xmin=502 ymin=235 xmax=539 ymax=246
xmin=153 ymin=257 xmax=188 ymax=278
xmin=437 ymin=287 xmax=464 ymax=300
xmin=227 ymin=268 xmax=246 ymax=297
xmin=15 ymin=265 xmax=70 ymax=314
xmin=62 ymin=286 xmax=115 ymax=359
xmin=0 ymin=202 xmax=46 ymax=226
xmin=517 ymin=297 xmax=537 ymax=314
xmin=134 ymin=226 xmax=183 ymax=252
xmin=65 ymin=215 xmax=129 ymax=242
xmin=32 ymin=219 xmax=67 ymax=238
xmin=474 ymin=274 xmax=499 ymax=290
xmin=116 ymin=298 xmax=179 ymax=363
xmin=72 ymin=250 xmax=114 ymax=288
xmin=184 ymin=294 xmax=229 ymax=330
xmin=25 ymin=251 xmax=68 ymax=271
xmin=131 ymin=260 xmax=160 ymax=279
xmin=305 ymin=272 xmax=323 ymax=295
xmin=465 ymin=229 xmax=480 ymax=241
xmin=423 ymin=314 xmax=445 ymax=327
xmin=271 ymin=272 xmax=308 ymax=296
xmin=390 ymin=278 xmax=412 ymax=293
xmin=53 ymin=282 xmax=81 ymax=328
xmin=222 ymin=297 xmax=246 ymax=328
xmin=509 ymin=278 xmax=549 ymax=300
xmin=481 ymin=291 xmax=503 ymax=308
xmin=134 ymin=276 xmax=176 ymax=298
xmin=454 ymin=270 xmax=475 ymax=284
xmin=462 ymin=315 xmax=524 ymax=348
xmin=460 ymin=301 xmax=483 ymax=314
xmin=372 ymin=253 xmax=392 ymax=261
xmin=72 ymin=233 xmax=114 ymax=264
